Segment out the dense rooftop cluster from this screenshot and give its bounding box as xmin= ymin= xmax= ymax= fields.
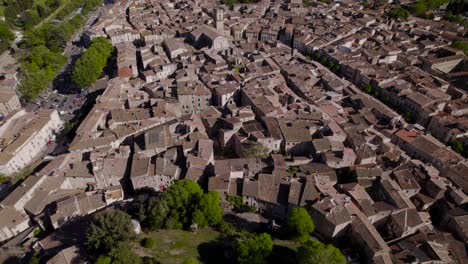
xmin=0 ymin=0 xmax=467 ymax=263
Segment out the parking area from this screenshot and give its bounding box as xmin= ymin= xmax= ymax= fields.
xmin=25 ymin=90 xmax=86 ymax=122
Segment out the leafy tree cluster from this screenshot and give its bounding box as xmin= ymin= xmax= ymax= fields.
xmin=86 ymin=210 xmax=136 ymax=254
xmin=231 ymin=226 xmax=345 ymax=264
xmin=222 ymin=0 xmax=260 ymax=8
xmin=234 ymin=233 xmax=274 ymax=264
xmin=361 ymin=0 xmax=387 ymax=9
xmin=234 ymin=66 xmax=245 ymax=73
xmin=132 ymin=180 xmax=223 ymax=230
xmin=0 ymin=22 xmax=15 ymax=54
xmin=23 ymin=21 xmax=75 ymax=52
xmin=241 ymin=140 xmax=270 ymax=158
xmin=108 ymin=242 xmax=143 ymax=264
xmin=407 ymin=0 xmax=450 ymax=18
xmin=0 ymin=174 xmax=7 ymax=183
xmin=362 ymin=83 xmax=379 ymax=98
xmin=55 ymin=0 xmax=102 ymax=20
xmin=446 ymin=0 xmax=467 ymax=15
xmin=364 ymin=84 xmax=373 ymax=94
xmin=18 ymin=45 xmax=67 ymax=100
xmin=286 ymin=208 xmax=315 ymax=243
xmin=297 ymin=240 xmax=346 ymax=264
xmin=2 ymin=0 xmax=71 ymax=30
xmin=2 ymin=0 xmax=34 ymax=27
xmin=388 ymin=6 xmax=410 ymax=20
xmin=33 ymin=228 xmax=42 ymax=237
xmin=18 ymin=15 xmax=87 ymax=100
xmin=71 ymin=37 xmax=113 ymax=88
xmin=444 ymin=11 xmax=467 ymax=26
xmin=310 ymin=51 xmax=341 ymax=73
xmin=141 ymin=237 xmax=156 ymax=248
xmin=14 ymin=0 xmax=102 ymax=101
xmin=404 ymin=111 xmax=415 ymax=124
xmin=451 ymin=41 xmax=468 ymax=56
xmin=286 ymin=167 xmax=299 ymax=174
xmin=226 ymin=195 xmax=257 ymax=212
xmin=86 ymin=210 xmax=144 ymax=264
xmin=451 ymin=139 xmax=467 ymax=157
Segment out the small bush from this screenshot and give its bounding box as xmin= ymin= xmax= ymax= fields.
xmin=141 ymin=238 xmax=156 ymax=248
xmin=33 ymin=228 xmax=42 ymax=237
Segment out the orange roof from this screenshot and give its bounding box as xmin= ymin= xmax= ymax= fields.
xmin=395 ymin=129 xmax=420 ymax=144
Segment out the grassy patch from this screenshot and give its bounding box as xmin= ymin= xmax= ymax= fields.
xmin=273 ymin=239 xmax=301 ymax=251
xmin=135 ymin=229 xmax=220 ymax=264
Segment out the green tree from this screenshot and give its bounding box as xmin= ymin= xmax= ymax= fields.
xmin=297 ymin=240 xmax=346 ymax=264
xmin=29 ymin=256 xmax=39 ymax=264
xmin=182 ymin=258 xmax=199 ymax=264
xmin=109 ymin=242 xmax=142 ymax=264
xmin=241 ymin=140 xmax=270 ymax=158
xmin=388 ymin=6 xmax=410 ymax=20
xmin=95 ymin=255 xmax=112 ymax=264
xmin=286 ymin=208 xmax=315 ymax=243
xmin=86 ymin=210 xmax=135 ymax=254
xmin=412 ymin=1 xmax=428 ymax=16
xmin=134 ymin=180 xmax=204 ymax=230
xmin=36 ymin=4 xmax=50 ymax=18
xmin=18 ymin=9 xmax=41 ymax=30
xmin=363 ymin=84 xmax=373 ymax=94
xmin=0 ymin=174 xmax=7 ymax=184
xmin=234 ymin=233 xmax=274 ymax=264
xmin=451 ymin=41 xmax=468 ymax=56
xmin=72 ymin=37 xmax=113 ymax=88
xmin=373 ymin=90 xmax=380 ymax=98
xmin=404 ymin=111 xmax=414 ymax=123
xmin=447 ymin=0 xmax=466 ymax=15
xmin=320 ymin=56 xmax=328 ymax=65
xmin=313 ymin=52 xmax=321 ymax=60
xmin=18 ymin=45 xmax=66 ymax=100
xmin=0 ymin=22 xmax=15 ymax=53
xmin=331 ymin=64 xmax=341 ymax=74
xmin=131 ymin=180 xmax=223 ymax=231
xmin=451 ymin=140 xmax=465 ymax=155
xmin=141 ymin=238 xmax=156 ymax=248
xmin=192 ymin=191 xmax=223 ymax=227
xmin=46 ymin=0 xmax=62 ymax=10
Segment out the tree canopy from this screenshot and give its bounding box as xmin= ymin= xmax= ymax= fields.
xmin=18 ymin=45 xmax=66 ymax=100
xmin=108 ymin=242 xmax=143 ymax=264
xmin=286 ymin=208 xmax=315 ymax=243
xmin=192 ymin=191 xmax=223 ymax=227
xmin=86 ymin=210 xmax=135 ymax=254
xmin=95 ymin=256 xmax=112 ymax=264
xmin=407 ymin=0 xmax=451 ymax=18
xmin=0 ymin=22 xmax=15 ymax=54
xmin=388 ymin=6 xmax=410 ymax=20
xmin=297 ymin=240 xmax=346 ymax=264
xmin=452 ymin=41 xmax=468 ymax=56
xmin=71 ymin=37 xmax=113 ymax=88
xmin=12 ymin=0 xmax=103 ymax=101
xmin=234 ymin=233 xmax=274 ymax=264
xmin=132 ymin=180 xmax=222 ymax=230
xmin=241 ymin=140 xmax=270 ymax=158
xmin=450 ymin=139 xmax=467 ymax=157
